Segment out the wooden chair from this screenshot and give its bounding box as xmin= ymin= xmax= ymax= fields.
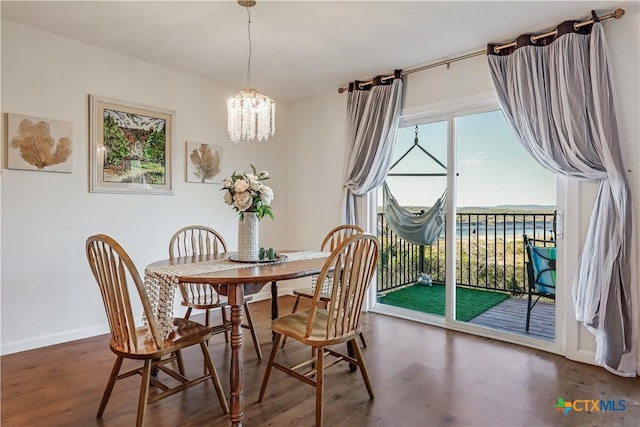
xmin=169 ymin=225 xmax=262 ymax=360
xmin=523 ymin=235 xmax=557 ymax=332
xmin=259 ymin=233 xmax=379 ymax=426
xmin=86 ymin=234 xmax=229 ymax=427
xmin=282 ymin=224 xmax=366 ymax=349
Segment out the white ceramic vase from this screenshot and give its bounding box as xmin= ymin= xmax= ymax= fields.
xmin=237 ymin=211 xmax=259 ymax=261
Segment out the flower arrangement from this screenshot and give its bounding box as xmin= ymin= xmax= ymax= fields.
xmin=222 ymin=164 xmax=274 ymax=220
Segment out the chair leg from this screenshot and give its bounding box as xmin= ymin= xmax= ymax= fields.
xmin=526 ymin=288 xmax=533 ymax=332
xmin=281 ymin=295 xmax=302 ymax=349
xmin=244 ymin=302 xmax=262 ymax=360
xmin=135 ymin=359 xmax=152 ymax=427
xmin=221 ymin=306 xmax=230 ymax=343
xmin=258 ymin=334 xmax=282 ymax=402
xmin=311 ymin=346 xmax=317 ymax=371
xmin=359 ymin=332 xmax=367 ymax=349
xmin=97 ymin=355 xmax=124 ymax=418
xmin=184 ymin=307 xmax=193 ymax=320
xmin=201 ymin=342 xmax=229 ymax=414
xmin=175 ymin=349 xmax=185 ymax=376
xmin=351 ymin=338 xmax=374 ymax=400
xmin=316 ymin=346 xmax=324 ymax=427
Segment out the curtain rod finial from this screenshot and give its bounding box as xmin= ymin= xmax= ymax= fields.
xmin=613 ymin=8 xmax=625 ymax=19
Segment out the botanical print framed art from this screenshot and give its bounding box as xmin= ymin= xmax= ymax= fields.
xmin=90 ymin=95 xmax=173 ymax=194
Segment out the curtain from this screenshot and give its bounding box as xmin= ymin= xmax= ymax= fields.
xmin=342 ymin=70 xmax=403 ymax=225
xmin=487 ymin=17 xmax=636 ymax=376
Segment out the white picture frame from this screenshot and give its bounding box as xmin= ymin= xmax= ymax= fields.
xmin=89 ymin=95 xmax=174 ymax=194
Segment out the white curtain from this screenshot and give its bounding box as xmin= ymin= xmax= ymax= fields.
xmin=488 ymin=21 xmax=636 ymax=376
xmin=342 ymin=71 xmax=403 ymax=225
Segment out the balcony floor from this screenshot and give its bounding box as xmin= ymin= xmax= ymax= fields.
xmin=468 ymin=297 xmax=555 ymax=342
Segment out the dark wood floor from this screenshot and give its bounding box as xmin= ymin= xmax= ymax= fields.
xmin=469 ymin=297 xmax=555 ymax=341
xmin=2 ymin=296 xmax=638 ymax=426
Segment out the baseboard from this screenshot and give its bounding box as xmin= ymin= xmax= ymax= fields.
xmin=1 ymin=324 xmax=110 ymax=356
xmin=1 ymin=289 xmax=295 ymax=356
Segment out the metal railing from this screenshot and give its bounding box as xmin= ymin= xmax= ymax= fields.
xmin=377 ymin=211 xmax=555 ymax=294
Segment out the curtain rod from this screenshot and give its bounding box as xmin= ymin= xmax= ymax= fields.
xmin=337 ymin=7 xmax=625 ymax=94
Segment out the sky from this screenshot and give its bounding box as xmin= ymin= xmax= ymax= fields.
xmin=380 ymin=109 xmax=557 ymax=208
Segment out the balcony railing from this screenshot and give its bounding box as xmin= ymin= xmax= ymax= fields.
xmin=377 ymin=211 xmax=556 ymax=294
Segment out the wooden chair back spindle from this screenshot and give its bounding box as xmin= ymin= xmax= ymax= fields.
xmin=86 ymin=234 xmax=162 ymax=351
xmin=320 ymin=224 xmax=364 ymax=252
xmin=307 ymin=233 xmax=378 ymax=342
xmin=169 ymin=225 xmax=227 ymax=305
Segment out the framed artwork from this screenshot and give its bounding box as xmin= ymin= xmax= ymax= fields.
xmin=7 ymin=113 xmax=73 ymax=173
xmin=89 ymin=95 xmax=173 ymax=194
xmin=186 ymin=141 xmax=223 ymax=184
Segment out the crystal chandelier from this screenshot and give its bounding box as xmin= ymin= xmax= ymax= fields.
xmin=227 ymin=1 xmax=275 ymax=143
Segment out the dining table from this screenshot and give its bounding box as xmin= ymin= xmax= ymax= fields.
xmin=144 ymin=250 xmax=330 ymax=427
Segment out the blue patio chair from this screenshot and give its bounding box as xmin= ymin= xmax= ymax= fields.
xmin=524 ymin=235 xmax=556 ymax=332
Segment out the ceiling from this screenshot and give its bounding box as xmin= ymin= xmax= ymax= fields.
xmin=1 ymin=1 xmax=635 ymax=103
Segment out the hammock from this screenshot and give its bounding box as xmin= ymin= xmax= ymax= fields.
xmin=382 ymin=182 xmax=446 ymax=246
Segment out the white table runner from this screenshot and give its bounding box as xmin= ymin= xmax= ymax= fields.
xmin=143 ymin=251 xmax=329 ymax=340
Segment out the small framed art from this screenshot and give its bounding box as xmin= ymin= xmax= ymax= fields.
xmin=186 ymin=142 xmax=223 ymax=184
xmin=7 ymin=113 xmax=73 ymax=173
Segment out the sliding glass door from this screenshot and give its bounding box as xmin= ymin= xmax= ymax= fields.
xmin=454 ymin=110 xmax=556 ymax=341
xmin=375 ymin=105 xmax=558 ymax=344
xmin=376 ymin=121 xmax=448 ymax=320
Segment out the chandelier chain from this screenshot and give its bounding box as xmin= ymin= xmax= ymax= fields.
xmin=246 ymin=6 xmax=252 ymax=88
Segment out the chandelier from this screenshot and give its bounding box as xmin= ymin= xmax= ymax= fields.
xmin=227 ymin=1 xmax=275 ymax=143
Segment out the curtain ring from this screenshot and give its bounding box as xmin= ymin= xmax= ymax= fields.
xmin=530 ymin=35 xmax=536 ymax=44
xmin=573 ymin=22 xmax=579 ymax=31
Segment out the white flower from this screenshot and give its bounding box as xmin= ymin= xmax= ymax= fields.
xmin=234 ymin=191 xmax=253 ymax=211
xmin=250 ymin=179 xmax=263 ymax=192
xmin=221 ymin=165 xmax=274 ymax=220
xmin=260 ymin=185 xmax=274 ymax=206
xmin=234 ymin=178 xmax=249 ymax=193
xmin=223 ymin=191 xmax=233 ymax=206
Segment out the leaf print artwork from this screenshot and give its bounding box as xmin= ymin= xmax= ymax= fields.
xmin=7 ymin=114 xmax=73 ymax=173
xmin=186 ymin=142 xmax=223 ymax=184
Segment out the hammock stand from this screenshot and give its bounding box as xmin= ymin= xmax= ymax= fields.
xmin=384 ymin=125 xmax=447 ymax=274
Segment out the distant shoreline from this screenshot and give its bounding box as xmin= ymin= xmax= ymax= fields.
xmin=377 ymin=205 xmax=556 ymax=214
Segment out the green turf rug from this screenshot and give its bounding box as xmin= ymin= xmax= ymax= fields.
xmin=378 ymin=284 xmax=510 ymax=322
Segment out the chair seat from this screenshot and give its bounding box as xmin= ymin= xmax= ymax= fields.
xmin=272 ymin=309 xmax=360 ymax=347
xmin=182 ymin=294 xmax=254 ymax=310
xmin=109 ymin=318 xmax=212 ymax=359
xmin=292 ymin=287 xmax=331 ymax=301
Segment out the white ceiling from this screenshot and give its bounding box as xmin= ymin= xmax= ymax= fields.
xmin=1 ymin=1 xmax=635 ymax=102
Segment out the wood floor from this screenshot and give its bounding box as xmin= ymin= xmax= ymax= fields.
xmin=468 ymin=297 xmax=555 ymax=342
xmin=2 ymin=296 xmax=639 ymax=427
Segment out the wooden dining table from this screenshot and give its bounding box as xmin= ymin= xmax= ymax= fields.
xmin=145 ymin=250 xmax=329 ymax=427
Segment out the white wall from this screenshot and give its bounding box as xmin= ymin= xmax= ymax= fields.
xmin=0 ymin=20 xmax=290 ymax=354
